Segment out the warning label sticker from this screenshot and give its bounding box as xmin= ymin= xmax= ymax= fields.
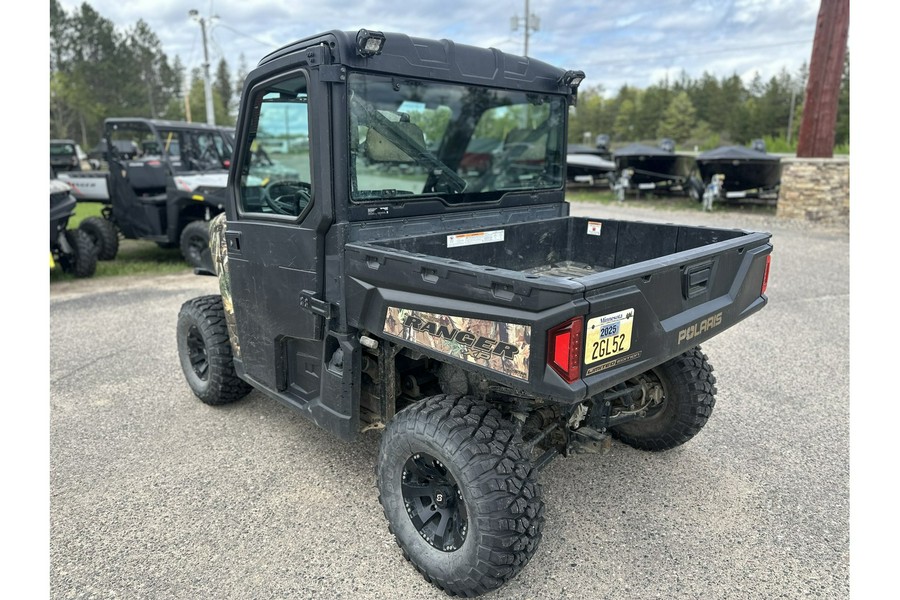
xmin=447 ymin=230 xmax=505 ymax=248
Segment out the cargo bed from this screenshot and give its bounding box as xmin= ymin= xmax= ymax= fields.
xmin=345 ymin=216 xmax=771 ymax=401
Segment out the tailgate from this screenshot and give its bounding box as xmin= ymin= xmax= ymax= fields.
xmin=575 ymin=221 xmax=771 ymax=395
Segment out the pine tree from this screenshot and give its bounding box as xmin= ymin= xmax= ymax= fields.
xmin=214 ymin=58 xmax=233 ymax=120
xmin=657 ymin=92 xmax=696 ymax=144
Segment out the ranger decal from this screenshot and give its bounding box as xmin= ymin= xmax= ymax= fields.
xmin=383 ymin=307 xmax=530 ymax=380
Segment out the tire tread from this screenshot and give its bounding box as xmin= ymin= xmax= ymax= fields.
xmin=377 ymin=395 xmax=544 ymax=596
xmin=177 ymin=294 xmax=251 ymax=405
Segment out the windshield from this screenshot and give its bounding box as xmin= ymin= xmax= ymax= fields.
xmin=349 ymin=73 xmax=566 ymax=203
xmin=50 ymin=143 xmax=76 ymax=156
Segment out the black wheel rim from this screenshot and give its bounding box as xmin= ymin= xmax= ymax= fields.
xmin=186 ymin=325 xmax=209 ymax=380
xmin=187 ymin=235 xmax=206 ymax=260
xmin=401 ymin=452 xmax=468 ymax=552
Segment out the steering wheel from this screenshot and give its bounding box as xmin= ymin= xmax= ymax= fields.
xmin=262 ymin=180 xmax=312 ymax=215
xmin=199 ymin=145 xmax=219 ymax=166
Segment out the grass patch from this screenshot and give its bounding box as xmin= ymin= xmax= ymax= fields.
xmin=50 ymin=240 xmax=191 ymax=282
xmin=51 ymin=202 xmax=192 ymax=282
xmin=67 ymin=201 xmax=105 ymax=228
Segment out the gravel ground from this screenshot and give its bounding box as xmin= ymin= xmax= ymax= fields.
xmin=47 ymin=201 xmax=850 ymax=599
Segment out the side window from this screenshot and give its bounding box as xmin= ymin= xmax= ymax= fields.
xmin=107 ymin=123 xmax=151 ymax=160
xmin=156 ymin=129 xmax=184 ymax=169
xmin=239 ymin=72 xmax=312 ymax=217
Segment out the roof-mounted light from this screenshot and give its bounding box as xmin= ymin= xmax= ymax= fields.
xmin=356 ymin=29 xmax=386 ymax=57
xmin=560 ymin=70 xmax=586 ymax=89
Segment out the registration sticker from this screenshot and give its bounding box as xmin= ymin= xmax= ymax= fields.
xmin=585 ymin=309 xmax=634 ymax=365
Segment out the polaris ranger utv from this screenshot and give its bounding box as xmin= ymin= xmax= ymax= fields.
xmin=58 ymin=118 xmax=233 ymax=267
xmin=176 ymin=30 xmax=772 ymax=597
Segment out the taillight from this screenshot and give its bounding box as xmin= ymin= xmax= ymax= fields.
xmin=547 ymin=316 xmax=584 ymax=383
xmin=223 ymin=159 xmax=231 ymax=168
xmin=761 ymin=254 xmax=771 ymax=295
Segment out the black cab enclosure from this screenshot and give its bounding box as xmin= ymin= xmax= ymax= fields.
xmin=176 ymin=29 xmax=772 ymax=597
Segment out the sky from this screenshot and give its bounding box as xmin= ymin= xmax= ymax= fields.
xmin=54 ymin=0 xmax=825 ymax=95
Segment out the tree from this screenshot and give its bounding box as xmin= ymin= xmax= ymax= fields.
xmin=50 ymin=1 xmax=184 ymax=146
xmin=126 ymin=20 xmax=171 ymax=119
xmin=234 ymin=53 xmax=249 ymax=113
xmin=634 ymin=82 xmax=670 ymax=140
xmin=657 ymin=92 xmax=696 ymax=144
xmin=162 ymin=57 xmax=187 ymax=120
xmin=187 ymin=69 xmax=228 ymax=126
xmin=567 ymin=85 xmax=606 ymax=144
xmin=214 ymin=58 xmax=233 ymax=119
xmin=612 ymin=99 xmax=636 ymax=141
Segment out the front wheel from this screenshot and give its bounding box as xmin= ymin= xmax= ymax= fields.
xmin=179 ymin=220 xmax=211 ymax=269
xmin=610 ymin=347 xmax=717 ymax=451
xmin=377 ymin=395 xmax=544 ymax=597
xmin=78 ymin=216 xmax=119 ymax=260
xmin=59 ymin=228 xmax=98 ymax=278
xmin=176 ymin=295 xmax=252 ymax=405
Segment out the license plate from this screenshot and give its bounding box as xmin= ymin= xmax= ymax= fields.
xmin=638 ymin=183 xmax=656 ymax=190
xmin=585 ymin=309 xmax=634 ymax=365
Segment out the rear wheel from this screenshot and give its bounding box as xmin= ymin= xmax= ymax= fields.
xmin=78 ymin=216 xmax=119 ymax=260
xmin=377 ymin=395 xmax=544 ymax=596
xmin=176 ymin=295 xmax=251 ymax=405
xmin=179 ymin=220 xmax=211 ymax=268
xmin=59 ymin=229 xmax=97 ymax=278
xmin=610 ymin=347 xmax=717 ymax=451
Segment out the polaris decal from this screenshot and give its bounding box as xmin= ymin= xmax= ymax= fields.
xmin=383 ymin=307 xmax=530 ymax=380
xmin=677 ymin=311 xmax=723 ymax=344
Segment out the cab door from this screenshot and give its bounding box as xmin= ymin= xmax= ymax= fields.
xmin=224 ymin=66 xmax=332 ymax=408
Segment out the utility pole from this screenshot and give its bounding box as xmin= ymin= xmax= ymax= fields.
xmin=796 ymin=0 xmax=849 ymax=157
xmin=189 ymin=8 xmax=217 ymax=125
xmin=511 ymin=0 xmax=540 ymax=56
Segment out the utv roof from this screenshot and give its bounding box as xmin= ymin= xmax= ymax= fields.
xmin=104 ymin=118 xmax=225 ymax=132
xmin=257 ymin=30 xmax=577 ymax=95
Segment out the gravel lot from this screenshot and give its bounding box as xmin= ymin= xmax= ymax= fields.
xmin=48 ymin=201 xmax=850 ymax=599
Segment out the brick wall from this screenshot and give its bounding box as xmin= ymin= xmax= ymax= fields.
xmin=776 ymin=157 xmax=850 ymax=223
